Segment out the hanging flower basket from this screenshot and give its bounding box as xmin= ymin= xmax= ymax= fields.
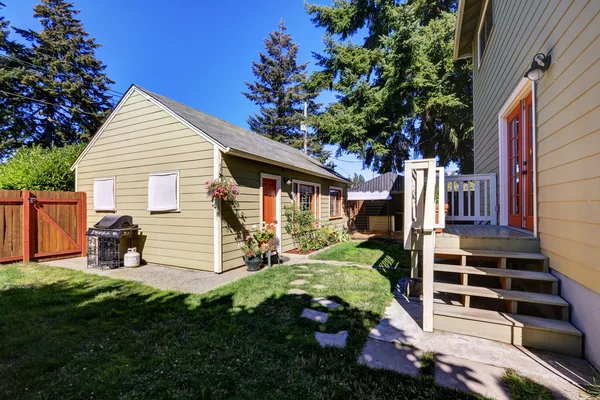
xmin=205 ymin=178 xmax=240 ymax=202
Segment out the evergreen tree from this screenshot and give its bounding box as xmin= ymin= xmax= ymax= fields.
xmin=243 ymin=21 xmax=329 ymax=162
xmin=0 ymin=2 xmax=31 ymax=156
xmin=10 ymin=0 xmax=114 ymax=151
xmin=306 ymin=0 xmax=474 ymax=173
xmin=350 ymin=173 xmax=365 ymax=189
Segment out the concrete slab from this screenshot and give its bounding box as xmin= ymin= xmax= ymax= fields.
xmin=358 ymin=339 xmax=421 ymax=376
xmin=365 ymin=296 xmax=592 ymax=399
xmin=41 ymin=257 xmax=253 ymax=294
xmin=435 ymin=353 xmax=510 ymax=400
xmin=312 ymin=284 xmax=326 ymax=289
xmin=301 ymin=308 xmax=328 ymax=323
xmin=311 ymin=297 xmax=340 ymax=309
xmin=315 ymin=331 xmax=348 ymax=348
xmin=289 ymin=279 xmax=308 ymax=286
xmin=288 ymin=289 xmax=308 ymax=295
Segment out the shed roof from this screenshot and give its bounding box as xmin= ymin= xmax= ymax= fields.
xmin=348 ymin=172 xmax=403 ymax=201
xmin=72 ymin=85 xmax=349 ymax=183
xmin=454 ymin=0 xmax=484 ymax=60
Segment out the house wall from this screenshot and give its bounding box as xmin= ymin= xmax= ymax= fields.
xmin=470 ymin=0 xmax=600 ymax=367
xmin=76 ymin=90 xmax=215 ymax=271
xmin=221 ymin=154 xmax=347 ymax=271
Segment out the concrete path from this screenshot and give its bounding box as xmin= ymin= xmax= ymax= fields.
xmin=41 ymin=257 xmax=254 ymax=294
xmin=361 ymin=296 xmax=595 ymax=399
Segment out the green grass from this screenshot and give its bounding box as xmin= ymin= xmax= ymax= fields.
xmin=310 ymin=239 xmax=411 ymax=268
xmin=585 ymin=373 xmax=600 ymax=399
xmin=502 ymin=369 xmax=555 ymax=400
xmin=419 ymin=351 xmax=436 ymax=377
xmin=0 ymin=262 xmax=483 ymax=399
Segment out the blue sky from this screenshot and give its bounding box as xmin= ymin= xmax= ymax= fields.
xmin=3 ymin=0 xmax=377 ymax=179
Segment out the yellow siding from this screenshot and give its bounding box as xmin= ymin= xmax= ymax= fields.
xmin=76 ymin=90 xmax=215 ymax=271
xmin=221 ymin=154 xmax=347 ymax=271
xmin=472 ymin=1 xmax=600 ymax=293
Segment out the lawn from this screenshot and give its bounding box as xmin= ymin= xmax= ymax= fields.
xmin=0 ymin=262 xmax=481 ymax=400
xmin=310 ymin=239 xmax=411 ymax=268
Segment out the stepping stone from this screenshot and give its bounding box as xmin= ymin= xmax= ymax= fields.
xmin=288 ymin=288 xmax=307 ymax=295
xmin=301 ymin=308 xmax=328 ymax=323
xmin=358 ymin=339 xmax=422 ymax=376
xmin=297 ymin=273 xmax=313 ymax=277
xmin=315 ymin=331 xmax=348 ymax=348
xmin=312 ymin=284 xmax=326 ymax=289
xmin=290 ymin=279 xmax=307 ymax=286
xmin=296 ymin=266 xmax=309 ymax=269
xmin=311 ymin=297 xmax=340 ymax=309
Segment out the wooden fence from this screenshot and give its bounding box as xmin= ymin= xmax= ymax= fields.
xmin=0 ymin=190 xmax=87 ymax=263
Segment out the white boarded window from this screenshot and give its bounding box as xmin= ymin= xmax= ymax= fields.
xmin=148 ymin=171 xmax=179 ymax=212
xmin=93 ymin=177 xmax=116 ymax=211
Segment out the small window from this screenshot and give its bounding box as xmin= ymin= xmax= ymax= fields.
xmin=293 ymin=181 xmax=320 ymax=220
xmin=478 ymin=0 xmax=493 ymax=66
xmin=148 ymin=171 xmax=179 ymax=212
xmin=93 ymin=177 xmax=116 ymax=211
xmin=329 ymin=187 xmax=343 ymax=218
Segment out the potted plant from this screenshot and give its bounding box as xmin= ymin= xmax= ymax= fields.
xmin=205 ymin=178 xmax=240 ymax=202
xmin=253 ymin=222 xmax=276 ymax=246
xmin=238 ymin=235 xmax=262 ymax=271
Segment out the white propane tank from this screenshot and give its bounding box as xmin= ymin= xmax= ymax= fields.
xmin=124 ymin=247 xmax=140 ymax=267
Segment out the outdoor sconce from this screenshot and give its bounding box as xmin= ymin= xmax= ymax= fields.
xmin=284 ymin=176 xmax=292 ymax=185
xmin=524 ymin=53 xmax=551 ymax=81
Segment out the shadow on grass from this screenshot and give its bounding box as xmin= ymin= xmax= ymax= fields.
xmin=0 ymin=268 xmax=480 ymax=400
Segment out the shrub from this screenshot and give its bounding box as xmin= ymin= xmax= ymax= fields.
xmin=283 ymin=204 xmax=347 ymax=253
xmin=0 ymin=144 xmax=85 ymax=191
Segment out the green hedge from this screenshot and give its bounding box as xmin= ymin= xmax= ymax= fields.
xmin=0 ymin=144 xmax=85 ymax=191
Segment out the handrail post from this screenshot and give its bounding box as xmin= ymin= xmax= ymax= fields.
xmin=490 ymin=173 xmax=497 ymax=225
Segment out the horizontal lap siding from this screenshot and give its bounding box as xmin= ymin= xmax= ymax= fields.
xmin=77 ymin=91 xmax=214 ymax=271
xmin=472 ymin=0 xmax=600 ymax=293
xmin=221 ymin=154 xmax=348 ymax=271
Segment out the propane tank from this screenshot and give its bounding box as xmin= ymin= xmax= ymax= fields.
xmin=124 ymin=247 xmax=140 ymax=267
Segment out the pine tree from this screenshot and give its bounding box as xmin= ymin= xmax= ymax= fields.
xmin=11 ymin=0 xmax=114 ymax=150
xmin=243 ymin=21 xmax=329 ymax=162
xmin=306 ymin=0 xmax=474 ymax=173
xmin=350 ymin=173 xmax=365 ymax=189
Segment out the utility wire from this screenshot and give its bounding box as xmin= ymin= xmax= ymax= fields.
xmin=0 ymin=89 xmax=101 ymax=116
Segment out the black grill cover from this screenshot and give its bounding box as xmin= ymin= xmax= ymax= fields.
xmin=93 ymin=215 xmax=133 ymax=229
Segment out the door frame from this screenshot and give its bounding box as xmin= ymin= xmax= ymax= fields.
xmin=259 ymin=173 xmax=282 ymax=253
xmin=497 ymin=78 xmax=538 ymax=236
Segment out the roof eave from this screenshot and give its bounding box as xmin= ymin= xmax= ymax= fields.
xmin=227 ymin=149 xmax=350 ymax=184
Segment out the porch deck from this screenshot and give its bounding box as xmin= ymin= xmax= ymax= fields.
xmin=436 ymin=225 xmax=539 ymax=253
xmin=439 ymin=225 xmax=533 ymax=239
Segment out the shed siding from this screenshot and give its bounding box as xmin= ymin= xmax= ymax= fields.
xmin=221 ymin=154 xmax=347 ymax=271
xmin=77 ymin=90 xmax=215 ymax=271
xmin=472 ymin=0 xmax=600 ymax=293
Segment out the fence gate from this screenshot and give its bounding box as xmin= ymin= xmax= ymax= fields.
xmin=0 ymin=190 xmax=87 ymax=263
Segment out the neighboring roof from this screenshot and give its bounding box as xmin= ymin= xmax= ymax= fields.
xmin=72 ymin=85 xmax=349 ymax=183
xmin=348 ymin=172 xmax=403 ymax=201
xmin=454 ymin=0 xmax=484 ymax=60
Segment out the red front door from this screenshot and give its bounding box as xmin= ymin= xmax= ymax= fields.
xmin=507 ymin=93 xmax=534 ymax=230
xmin=262 ymin=178 xmax=277 ymax=225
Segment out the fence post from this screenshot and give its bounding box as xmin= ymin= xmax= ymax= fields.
xmin=490 ymin=173 xmax=498 ymax=225
xmin=22 ymin=190 xmax=33 ymax=262
xmin=79 ymin=192 xmax=87 ymax=257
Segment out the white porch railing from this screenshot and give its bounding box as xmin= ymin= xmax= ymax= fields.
xmin=445 ymin=174 xmax=497 ymax=225
xmin=403 ymin=159 xmax=441 ymax=333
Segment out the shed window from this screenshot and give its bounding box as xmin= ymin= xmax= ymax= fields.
xmin=478 ymin=0 xmax=493 ymax=66
xmin=93 ymin=177 xmax=115 ymax=211
xmin=148 ymin=171 xmax=179 ymax=212
xmin=329 ymin=187 xmax=343 ymax=218
xmin=293 ymin=181 xmax=320 ymax=220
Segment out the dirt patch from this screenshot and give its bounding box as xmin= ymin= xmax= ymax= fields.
xmin=285 ymin=248 xmax=318 ymax=255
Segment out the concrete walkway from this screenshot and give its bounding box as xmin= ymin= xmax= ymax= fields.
xmin=41 ymin=257 xmax=254 ymax=294
xmin=360 ymin=296 xmax=595 ymax=399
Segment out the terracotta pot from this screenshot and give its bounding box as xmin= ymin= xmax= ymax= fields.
xmin=435 ymin=204 xmax=449 ymax=233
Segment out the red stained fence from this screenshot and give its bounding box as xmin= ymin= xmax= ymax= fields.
xmin=0 ymin=190 xmax=87 ymax=263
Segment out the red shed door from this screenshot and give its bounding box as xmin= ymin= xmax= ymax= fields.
xmin=262 ymin=178 xmax=277 ymax=225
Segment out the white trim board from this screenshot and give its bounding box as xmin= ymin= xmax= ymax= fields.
xmin=259 ymin=173 xmax=282 ymax=254
xmin=497 ymin=78 xmax=537 ymax=236
xmin=213 ymin=147 xmax=223 ymax=274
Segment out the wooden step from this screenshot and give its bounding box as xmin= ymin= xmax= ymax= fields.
xmin=434 ymin=282 xmax=567 ymax=307
xmin=433 ymin=303 xmax=582 ymax=357
xmin=434 ymin=248 xmax=548 ymax=260
xmin=434 ymin=263 xmax=557 ymax=281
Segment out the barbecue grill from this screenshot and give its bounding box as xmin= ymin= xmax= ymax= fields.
xmin=86 ymin=215 xmax=139 ymax=269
